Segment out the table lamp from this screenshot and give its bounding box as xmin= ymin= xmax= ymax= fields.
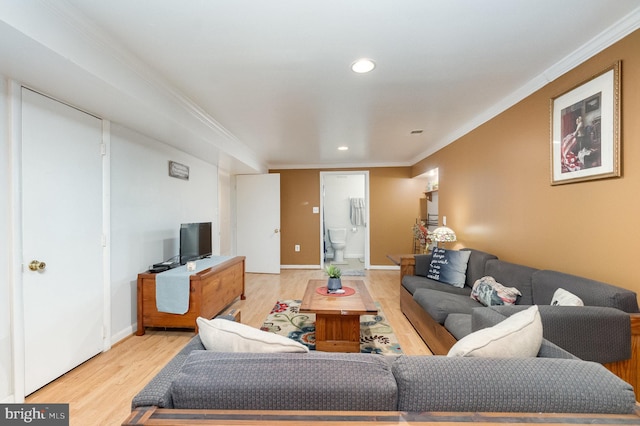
xmin=431 ymin=225 xmax=456 ymax=247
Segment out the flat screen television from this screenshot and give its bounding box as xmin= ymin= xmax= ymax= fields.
xmin=179 ymin=222 xmax=212 ymax=264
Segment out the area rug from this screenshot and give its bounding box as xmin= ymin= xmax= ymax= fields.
xmin=260 ymin=300 xmax=403 ymax=354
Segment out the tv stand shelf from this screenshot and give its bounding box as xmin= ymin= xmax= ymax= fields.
xmin=136 ymin=256 xmax=246 ymax=335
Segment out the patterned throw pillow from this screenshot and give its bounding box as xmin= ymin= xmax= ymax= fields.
xmin=470 ymin=276 xmax=522 ymax=306
xmin=551 ymin=288 xmax=584 ymax=306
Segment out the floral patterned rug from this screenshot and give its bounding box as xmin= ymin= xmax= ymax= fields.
xmin=260 ymin=300 xmax=403 ymax=355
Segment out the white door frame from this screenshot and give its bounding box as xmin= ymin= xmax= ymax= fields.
xmin=319 ymin=171 xmax=370 ymax=270
xmin=8 ymin=82 xmax=111 ymax=401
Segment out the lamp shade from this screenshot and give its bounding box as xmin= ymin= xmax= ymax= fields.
xmin=431 ymin=226 xmax=456 ymax=242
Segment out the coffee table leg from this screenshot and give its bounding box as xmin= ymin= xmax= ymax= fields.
xmin=315 ymin=314 xmax=361 ymax=352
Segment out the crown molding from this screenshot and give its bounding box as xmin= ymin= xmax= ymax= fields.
xmin=5 ymin=0 xmax=266 ymax=173
xmin=412 ymin=6 xmax=640 ymax=165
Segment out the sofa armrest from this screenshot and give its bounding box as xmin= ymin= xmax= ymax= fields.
xmin=486 ymin=305 xmax=631 ymax=364
xmin=606 ymin=313 xmax=640 ymax=401
xmin=393 ymin=356 xmax=637 ymax=414
xmin=470 ymin=307 xmax=578 ymax=359
xmin=399 ymin=255 xmax=416 ymax=284
xmin=132 ymin=335 xmax=206 ymax=409
xmin=170 ymin=351 xmax=398 ymax=411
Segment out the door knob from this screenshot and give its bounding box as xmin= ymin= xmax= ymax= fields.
xmin=28 ymin=260 xmax=46 ymax=271
xmin=274 ymin=228 xmax=280 ymax=233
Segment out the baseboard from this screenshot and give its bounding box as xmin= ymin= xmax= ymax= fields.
xmin=280 ymin=265 xmax=321 ymax=269
xmin=1 ymin=394 xmax=16 ymax=403
xmin=111 ymin=324 xmax=135 ymax=346
xmin=280 ymin=264 xmax=399 ymax=270
xmin=369 ymin=265 xmax=400 ymax=270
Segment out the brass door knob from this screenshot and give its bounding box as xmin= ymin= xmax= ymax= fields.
xmin=28 ymin=260 xmax=46 ymax=271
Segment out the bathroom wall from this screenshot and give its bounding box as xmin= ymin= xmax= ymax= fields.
xmin=323 ymin=173 xmax=365 ymax=261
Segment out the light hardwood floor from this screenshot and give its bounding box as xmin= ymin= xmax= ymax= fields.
xmin=26 ymin=268 xmax=430 ymax=426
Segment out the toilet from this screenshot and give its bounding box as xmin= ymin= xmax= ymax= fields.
xmin=328 ymin=228 xmax=347 ymax=263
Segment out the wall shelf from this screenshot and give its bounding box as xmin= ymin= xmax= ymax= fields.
xmin=424 ymin=190 xmax=437 ymax=202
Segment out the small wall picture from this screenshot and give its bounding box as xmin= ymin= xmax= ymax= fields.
xmin=550 ymin=61 xmax=621 ymax=185
xmin=169 ymin=161 xmax=189 ymax=180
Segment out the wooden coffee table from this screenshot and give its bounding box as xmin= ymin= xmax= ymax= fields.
xmin=299 ymin=279 xmax=377 ymax=352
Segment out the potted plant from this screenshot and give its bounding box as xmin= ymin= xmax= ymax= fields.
xmin=325 ymin=264 xmax=342 ymax=291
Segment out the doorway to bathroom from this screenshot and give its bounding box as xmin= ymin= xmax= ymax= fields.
xmin=320 ymin=171 xmax=370 ymax=275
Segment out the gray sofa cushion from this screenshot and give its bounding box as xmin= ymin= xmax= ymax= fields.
xmin=170 ymin=351 xmax=398 ymax=411
xmin=413 ymin=289 xmax=482 ymax=324
xmin=445 ymin=310 xmax=578 ymax=359
xmin=414 ymin=253 xmax=433 ymax=277
xmin=402 ymin=275 xmax=472 ymax=297
xmin=392 ymin=355 xmax=636 ymax=414
xmin=443 ymin=313 xmax=472 ymax=339
xmin=537 ymin=338 xmax=580 ymax=359
xmin=532 ymin=270 xmax=639 ymax=313
xmin=469 ymin=306 xmax=578 ymax=359
xmin=484 ymin=259 xmax=537 ymax=305
xmin=461 ymin=248 xmax=498 ymax=287
xmin=471 ymin=305 xmax=510 ymax=331
xmin=485 ymin=305 xmax=631 ymax=364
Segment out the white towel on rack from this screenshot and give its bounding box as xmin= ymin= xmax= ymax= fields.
xmin=350 ymin=198 xmax=366 ymax=226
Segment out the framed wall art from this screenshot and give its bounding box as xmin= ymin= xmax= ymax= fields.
xmin=550 ymin=61 xmax=621 ymax=185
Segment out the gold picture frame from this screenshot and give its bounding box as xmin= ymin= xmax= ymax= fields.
xmin=550 ymin=61 xmax=621 ymax=185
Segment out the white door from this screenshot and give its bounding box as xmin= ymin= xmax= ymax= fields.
xmin=22 ymin=88 xmax=104 ymax=395
xmin=236 ymin=174 xmax=280 ymax=273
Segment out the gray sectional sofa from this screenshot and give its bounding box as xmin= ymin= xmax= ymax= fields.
xmin=129 ymin=334 xmax=637 ymax=415
xmin=399 ymin=248 xmax=640 ymax=399
xmin=124 ymin=253 xmax=640 ymax=423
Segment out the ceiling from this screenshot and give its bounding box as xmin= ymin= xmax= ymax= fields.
xmin=4 ymin=1 xmax=640 ymax=171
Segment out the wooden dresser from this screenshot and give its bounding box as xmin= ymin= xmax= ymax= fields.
xmin=136 ymin=256 xmax=245 ymax=335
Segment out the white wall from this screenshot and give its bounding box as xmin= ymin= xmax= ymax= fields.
xmin=0 ymin=78 xmax=13 ymax=402
xmin=0 ymin=82 xmax=221 ymax=402
xmin=218 ymin=170 xmax=235 ymax=256
xmin=110 ymin=124 xmax=218 ymax=341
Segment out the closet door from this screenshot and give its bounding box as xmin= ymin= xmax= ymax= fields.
xmin=22 ymin=88 xmax=104 ymax=395
xmin=236 ymin=174 xmax=280 ymax=273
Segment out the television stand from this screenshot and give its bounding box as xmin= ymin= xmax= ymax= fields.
xmin=136 ymin=256 xmax=246 ymax=335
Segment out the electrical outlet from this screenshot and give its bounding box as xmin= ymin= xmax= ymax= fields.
xmin=295 ymin=244 xmax=300 ymax=252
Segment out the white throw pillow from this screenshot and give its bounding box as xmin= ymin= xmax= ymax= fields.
xmin=196 ymin=317 xmax=309 ymax=353
xmin=447 ymin=305 xmax=542 ymax=358
xmin=551 ymin=288 xmax=584 ymax=306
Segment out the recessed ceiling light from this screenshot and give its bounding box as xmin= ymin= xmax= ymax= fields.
xmin=338 ymin=146 xmax=349 ymax=151
xmin=351 ymin=58 xmax=376 ymax=73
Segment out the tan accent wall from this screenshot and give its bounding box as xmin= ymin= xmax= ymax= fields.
xmin=271 ymin=168 xmax=427 ymax=266
xmin=412 ymin=29 xmax=640 ymax=298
